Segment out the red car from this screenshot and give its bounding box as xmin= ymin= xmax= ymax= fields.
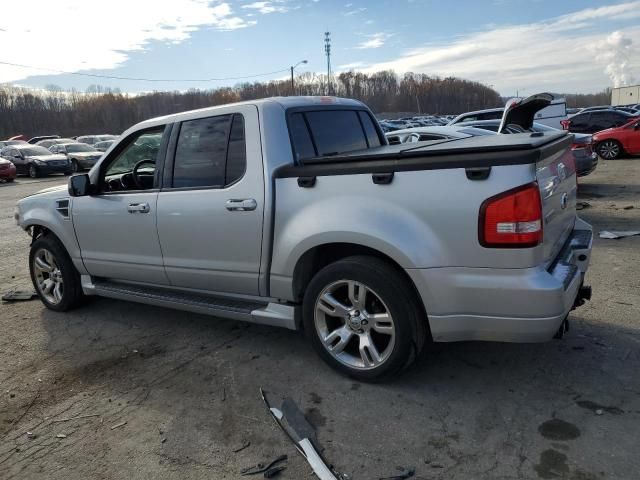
xmin=0 ymin=158 xmax=17 ymax=182
xmin=593 ymin=117 xmax=640 ymax=159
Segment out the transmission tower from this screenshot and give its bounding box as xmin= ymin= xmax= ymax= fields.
xmin=324 ymin=31 xmax=332 ymax=95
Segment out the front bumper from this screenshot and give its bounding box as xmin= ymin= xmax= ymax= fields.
xmin=407 ymin=218 xmax=593 ymax=343
xmin=35 ymin=162 xmax=73 ymax=175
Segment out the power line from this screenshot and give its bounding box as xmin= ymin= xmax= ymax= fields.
xmin=0 ymin=60 xmax=291 ymax=82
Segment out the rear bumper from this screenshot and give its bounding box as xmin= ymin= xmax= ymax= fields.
xmin=408 ymin=218 xmax=593 ymax=343
xmin=0 ymin=165 xmax=16 ymax=179
xmin=576 ymin=152 xmax=598 ymax=177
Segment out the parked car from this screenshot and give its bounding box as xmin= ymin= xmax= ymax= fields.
xmin=592 ymin=117 xmax=640 ymax=159
xmin=76 ymin=134 xmax=117 ymax=145
xmin=28 ymin=135 xmax=60 ymax=144
xmin=0 ymin=144 xmax=72 ymax=177
xmin=449 ymin=97 xmax=568 ymax=129
xmin=94 ymin=140 xmax=115 ymax=152
xmin=36 ymin=138 xmax=76 ymax=149
xmin=386 ymin=125 xmax=494 ymax=144
xmin=0 ymin=158 xmax=17 ymax=182
xmin=457 ymin=119 xmax=598 ymax=177
xmin=0 ymin=140 xmax=28 ymax=148
xmin=614 ymin=106 xmax=640 ymax=114
xmin=560 ymin=109 xmax=638 ymax=134
xmin=49 ymin=142 xmax=103 ymax=172
xmin=15 ymin=94 xmax=592 ymax=380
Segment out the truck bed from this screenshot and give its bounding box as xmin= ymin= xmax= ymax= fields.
xmin=274 ymin=132 xmax=570 ymax=178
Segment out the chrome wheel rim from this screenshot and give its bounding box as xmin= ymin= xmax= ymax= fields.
xmin=599 ymin=141 xmax=619 ymax=159
xmin=33 ymin=248 xmax=64 ymax=305
xmin=29 ymin=165 xmax=37 ymax=178
xmin=314 ymin=280 xmax=395 ymax=370
xmin=72 ymin=160 xmax=78 ymax=173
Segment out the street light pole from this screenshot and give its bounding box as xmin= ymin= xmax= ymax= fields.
xmin=290 ymin=60 xmax=308 ymax=95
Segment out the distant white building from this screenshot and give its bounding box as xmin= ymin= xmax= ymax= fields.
xmin=611 ymin=85 xmax=640 ymax=106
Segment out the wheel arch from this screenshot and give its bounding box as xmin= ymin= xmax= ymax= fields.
xmin=22 ymin=217 xmax=87 ymax=275
xmin=290 ymin=242 xmax=431 ymax=340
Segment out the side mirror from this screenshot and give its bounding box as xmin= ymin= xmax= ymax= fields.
xmin=69 ymin=174 xmax=91 ymax=197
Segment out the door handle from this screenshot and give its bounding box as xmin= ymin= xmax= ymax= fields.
xmin=225 ymin=198 xmax=257 ymax=211
xmin=127 ymin=203 xmax=150 ymax=214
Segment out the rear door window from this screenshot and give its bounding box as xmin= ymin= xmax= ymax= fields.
xmin=173 ymin=115 xmax=231 ymax=188
xmin=171 ymin=113 xmax=247 ymax=189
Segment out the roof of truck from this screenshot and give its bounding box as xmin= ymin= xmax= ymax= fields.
xmin=138 ymin=96 xmax=366 ymax=127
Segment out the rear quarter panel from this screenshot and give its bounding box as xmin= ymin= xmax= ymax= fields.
xmin=270 ymin=163 xmax=545 ymax=301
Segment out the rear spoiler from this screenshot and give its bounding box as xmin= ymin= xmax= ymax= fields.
xmin=498 ymin=93 xmax=554 ymax=133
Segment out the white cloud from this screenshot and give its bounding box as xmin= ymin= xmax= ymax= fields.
xmin=337 ymin=61 xmax=369 ymax=70
xmin=356 ymin=33 xmax=391 ymax=49
xmin=0 ymin=0 xmax=256 ymax=83
xmin=360 ymin=1 xmax=640 ymax=93
xmin=241 ymin=1 xmax=288 ymax=14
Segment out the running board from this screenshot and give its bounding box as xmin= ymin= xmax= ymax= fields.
xmin=82 ymin=277 xmax=297 ymax=330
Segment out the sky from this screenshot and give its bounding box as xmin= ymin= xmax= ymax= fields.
xmin=0 ymin=0 xmax=639 ymax=96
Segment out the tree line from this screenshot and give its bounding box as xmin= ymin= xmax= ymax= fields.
xmin=0 ymin=71 xmax=612 ymax=138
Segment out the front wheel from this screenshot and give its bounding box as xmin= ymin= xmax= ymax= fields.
xmin=29 ymin=164 xmax=39 ymax=178
xmin=302 ymin=256 xmax=427 ymax=381
xmin=597 ymin=140 xmax=622 ymax=160
xmin=71 ymin=159 xmax=79 ymax=173
xmin=29 ymin=234 xmax=85 ymax=311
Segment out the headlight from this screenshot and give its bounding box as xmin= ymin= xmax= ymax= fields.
xmin=34 ymin=159 xmax=46 ymax=165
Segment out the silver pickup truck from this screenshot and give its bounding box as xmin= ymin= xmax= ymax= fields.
xmin=15 ymin=94 xmax=593 ymax=381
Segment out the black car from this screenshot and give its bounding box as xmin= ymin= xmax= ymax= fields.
xmin=562 ymin=109 xmax=638 ymax=134
xmin=0 ymin=145 xmax=72 ymax=178
xmin=50 ymin=142 xmax=103 ymax=172
xmin=457 ymin=119 xmax=598 ymax=177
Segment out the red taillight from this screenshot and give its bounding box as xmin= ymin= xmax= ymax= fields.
xmin=560 ymin=120 xmax=570 ymax=130
xmin=479 ymin=183 xmax=543 ymax=248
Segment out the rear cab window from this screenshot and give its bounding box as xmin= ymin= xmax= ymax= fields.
xmin=288 ymin=109 xmax=383 ymax=163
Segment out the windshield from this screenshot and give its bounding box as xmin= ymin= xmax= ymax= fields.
xmin=21 ymin=146 xmax=52 ymax=156
xmin=67 ymin=144 xmax=97 ymax=153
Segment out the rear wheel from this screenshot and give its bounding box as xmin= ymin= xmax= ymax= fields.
xmin=302 ymin=256 xmax=427 ymax=381
xmin=29 ymin=234 xmax=85 ymax=311
xmin=597 ymin=140 xmax=622 ymax=160
xmin=5 ymin=178 xmax=14 ymax=183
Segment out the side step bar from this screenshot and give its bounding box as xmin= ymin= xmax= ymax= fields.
xmin=82 ymin=277 xmax=297 ymax=330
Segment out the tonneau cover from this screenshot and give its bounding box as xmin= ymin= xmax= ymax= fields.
xmin=301 ymin=131 xmax=569 ymax=165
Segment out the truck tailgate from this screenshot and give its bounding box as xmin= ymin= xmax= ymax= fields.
xmin=536 ymin=139 xmax=577 ymax=265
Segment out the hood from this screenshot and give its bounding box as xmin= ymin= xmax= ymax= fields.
xmin=19 ymin=183 xmax=68 ymax=201
xmin=25 ymin=154 xmax=68 ymax=162
xmin=499 ymin=93 xmax=554 ymax=133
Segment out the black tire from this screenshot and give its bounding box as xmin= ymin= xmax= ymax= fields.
xmin=5 ymin=178 xmax=14 ymax=183
xmin=29 ymin=234 xmax=85 ymax=312
xmin=302 ymin=255 xmax=427 ymax=381
xmin=71 ymin=159 xmax=79 ymax=173
xmin=596 ymin=140 xmax=622 ymax=160
xmin=29 ymin=164 xmax=39 ymax=178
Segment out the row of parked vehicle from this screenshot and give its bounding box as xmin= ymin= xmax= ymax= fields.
xmin=0 ymin=134 xmax=118 ymax=181
xmin=380 ymin=100 xmax=640 ymax=168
